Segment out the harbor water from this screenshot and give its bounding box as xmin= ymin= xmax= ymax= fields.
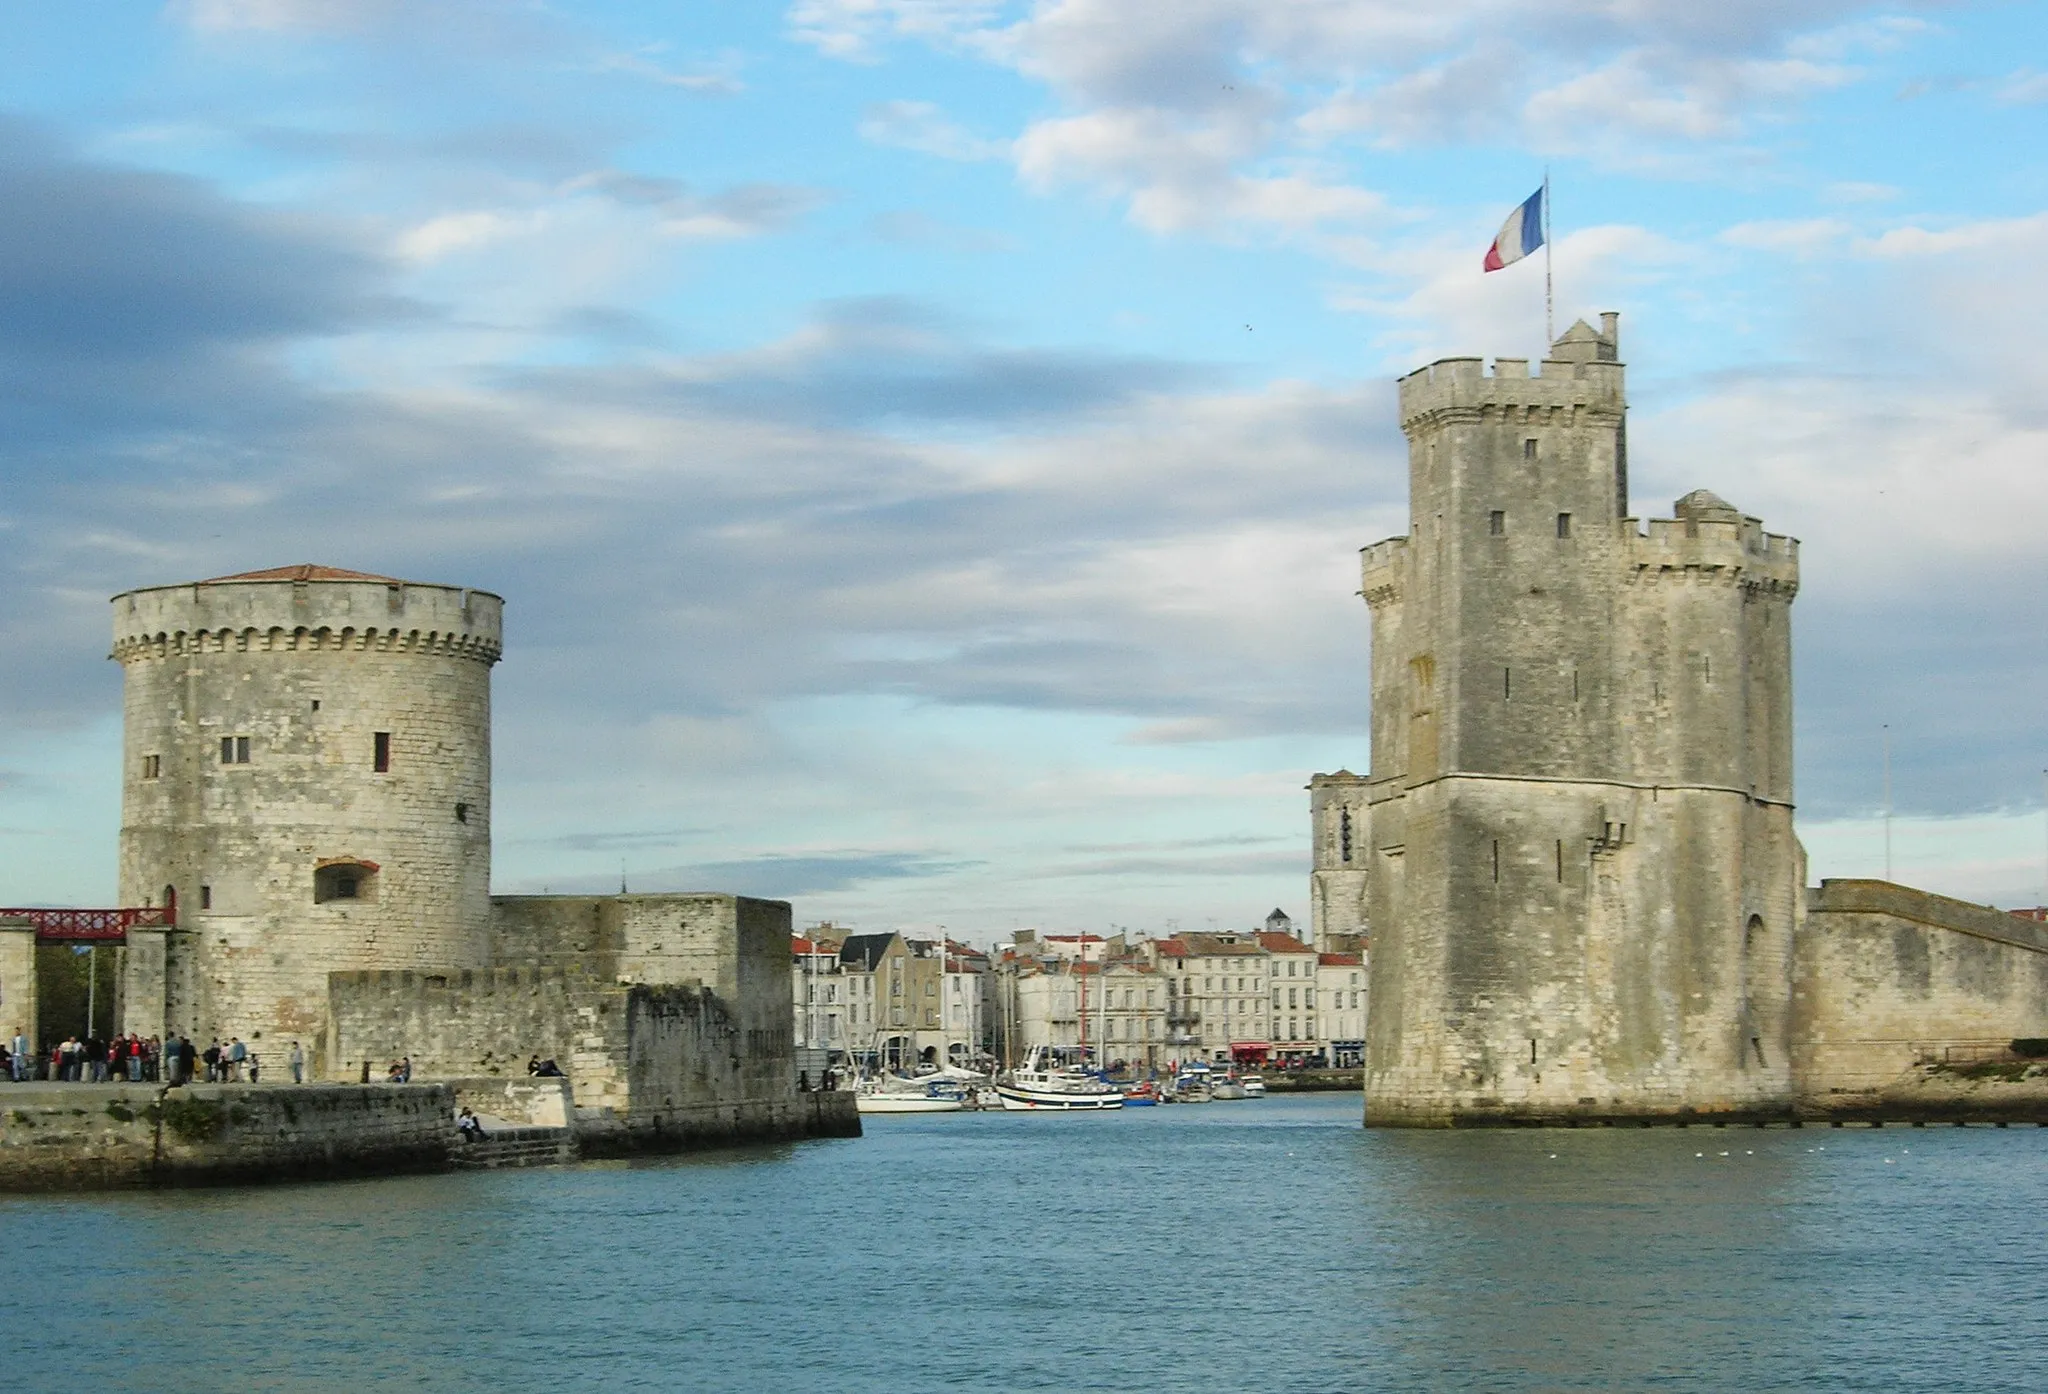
xmin=5 ymin=1094 xmax=2045 ymax=1392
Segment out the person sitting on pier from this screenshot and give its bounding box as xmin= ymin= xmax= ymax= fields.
xmin=528 ymin=1056 xmax=565 ymax=1078
xmin=456 ymin=1107 xmax=485 ymax=1143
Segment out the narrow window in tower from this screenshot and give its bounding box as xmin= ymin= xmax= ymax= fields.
xmin=1556 ymin=840 xmax=1564 ymax=882
xmin=374 ymin=731 xmax=391 ymax=772
xmin=1339 ymin=807 xmax=1353 ymax=863
xmin=1504 ymin=667 xmax=1512 ymax=699
xmin=1556 ymin=512 xmax=1572 ymax=538
xmin=199 ymin=885 xmax=212 ymax=910
xmin=311 ymin=699 xmax=320 ymax=712
xmin=1489 ymin=510 xmax=1506 ymax=536
xmin=1573 ymin=669 xmax=1581 ymax=701
xmin=1523 ymin=438 xmax=1537 ymax=460
xmin=1530 ymin=1038 xmax=1538 ymax=1066
xmin=142 ymin=754 xmax=161 ymax=780
xmin=1492 ymin=839 xmax=1500 ymax=882
xmin=220 ymin=736 xmax=250 ymax=764
xmin=455 ymin=802 xmax=469 ymax=824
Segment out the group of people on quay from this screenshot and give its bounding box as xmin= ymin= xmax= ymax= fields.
xmin=3 ymin=1027 xmax=308 ymax=1086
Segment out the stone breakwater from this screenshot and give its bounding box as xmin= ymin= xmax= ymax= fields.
xmin=0 ymin=1082 xmax=453 ymax=1190
xmin=0 ymin=1082 xmax=860 ymax=1191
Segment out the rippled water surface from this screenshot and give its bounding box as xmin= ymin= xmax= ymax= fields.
xmin=6 ymin=1095 xmax=2046 ymax=1392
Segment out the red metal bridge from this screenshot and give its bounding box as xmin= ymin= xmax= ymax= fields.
xmin=0 ymin=907 xmax=174 ymax=944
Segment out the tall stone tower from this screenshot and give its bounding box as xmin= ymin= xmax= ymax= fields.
xmin=1307 ymin=770 xmax=1369 ymax=951
xmin=113 ymin=565 xmax=501 ymax=1064
xmin=1360 ymin=317 xmax=1803 ymax=1125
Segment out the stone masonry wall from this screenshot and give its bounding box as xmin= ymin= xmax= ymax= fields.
xmin=1793 ymin=879 xmax=2048 ymax=1097
xmin=326 ymin=967 xmax=843 ymax=1152
xmin=0 ymin=1082 xmax=453 ymax=1190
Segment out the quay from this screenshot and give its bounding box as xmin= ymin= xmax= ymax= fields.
xmin=0 ymin=1079 xmax=857 ymax=1191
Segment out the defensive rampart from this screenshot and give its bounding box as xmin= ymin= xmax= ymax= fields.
xmin=0 ymin=1083 xmax=453 ymax=1190
xmin=1793 ymin=879 xmax=2048 ymax=1113
xmin=327 ymin=967 xmax=857 ymax=1152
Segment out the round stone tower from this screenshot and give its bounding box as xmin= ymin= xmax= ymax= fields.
xmin=113 ymin=565 xmax=501 ymax=1065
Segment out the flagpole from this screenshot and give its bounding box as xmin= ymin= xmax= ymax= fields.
xmin=1543 ymin=167 xmax=1553 ymax=349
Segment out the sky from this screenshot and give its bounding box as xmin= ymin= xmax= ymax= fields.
xmin=1 ymin=0 xmax=2044 ymax=938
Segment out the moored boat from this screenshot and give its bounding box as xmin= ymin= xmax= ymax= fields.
xmin=997 ymin=1046 xmax=1124 ymax=1111
xmin=1241 ymin=1074 xmax=1267 ymax=1098
xmin=855 ymin=1076 xmax=968 ymax=1114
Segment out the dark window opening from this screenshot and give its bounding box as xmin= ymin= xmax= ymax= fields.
xmin=314 ymin=863 xmax=375 ymax=904
xmin=199 ymin=885 xmax=212 ymax=910
xmin=220 ymin=736 xmax=250 ymax=764
xmin=1573 ymin=669 xmax=1580 ymax=702
xmin=1529 ymin=1038 xmax=1538 ymax=1065
xmin=374 ymin=731 xmax=391 ymax=773
xmin=1556 ymin=839 xmax=1564 ymax=882
xmin=1488 ymin=510 xmax=1506 ymax=536
xmin=1339 ymin=807 xmax=1352 ymax=863
xmin=1556 ymin=512 xmax=1572 ymax=538
xmin=142 ymin=754 xmax=161 ymax=780
xmin=1523 ymin=438 xmax=1537 ymax=460
xmin=455 ymin=802 xmax=470 ymax=824
xmin=1503 ymin=667 xmax=1512 ymax=699
xmin=1492 ymin=839 xmax=1500 ymax=883
xmin=311 ymin=699 xmax=320 ymax=712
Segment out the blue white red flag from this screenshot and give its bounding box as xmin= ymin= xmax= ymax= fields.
xmin=1483 ymin=187 xmax=1545 ymax=272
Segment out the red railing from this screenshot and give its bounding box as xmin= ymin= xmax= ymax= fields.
xmin=0 ymin=907 xmax=174 ymax=943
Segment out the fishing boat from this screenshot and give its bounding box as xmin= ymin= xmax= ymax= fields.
xmin=854 ymin=1075 xmax=968 ymax=1114
xmin=996 ymin=1046 xmax=1124 ymax=1111
xmin=1120 ymin=1080 xmax=1160 ymax=1106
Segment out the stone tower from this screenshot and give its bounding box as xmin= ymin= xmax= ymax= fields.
xmin=1360 ymin=317 xmax=1803 ymax=1125
xmin=1307 ymin=770 xmax=1369 ymax=950
xmin=113 ymin=565 xmax=501 ymax=1064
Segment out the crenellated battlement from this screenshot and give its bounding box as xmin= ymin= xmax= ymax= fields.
xmin=1623 ymin=501 xmax=1799 ymax=596
xmin=112 ymin=570 xmax=502 ymax=659
xmin=1360 ymin=536 xmax=1409 ymax=610
xmin=1398 ymin=353 xmax=1625 ymax=434
xmin=111 ymin=623 xmax=503 ymax=666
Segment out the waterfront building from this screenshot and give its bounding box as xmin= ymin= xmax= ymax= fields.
xmin=1316 ymin=951 xmax=1367 ymax=1067
xmin=1257 ymin=929 xmax=1321 ymax=1064
xmin=1149 ymin=931 xmax=1271 ymax=1064
xmin=793 ymin=927 xmax=851 ymax=1056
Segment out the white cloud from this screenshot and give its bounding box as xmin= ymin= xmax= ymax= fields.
xmin=177 ymin=0 xmax=402 ymax=32
xmin=859 ymin=100 xmax=1007 ymax=160
xmin=1996 ymin=68 xmax=2048 ymax=104
xmin=785 ymin=0 xmax=1003 ymax=61
xmin=1719 ymin=217 xmax=1851 ymax=252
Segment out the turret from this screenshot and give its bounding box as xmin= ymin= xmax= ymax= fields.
xmin=113 ymin=564 xmax=501 ymax=1063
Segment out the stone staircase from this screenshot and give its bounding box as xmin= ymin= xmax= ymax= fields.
xmin=449 ymin=1124 xmax=577 ymax=1170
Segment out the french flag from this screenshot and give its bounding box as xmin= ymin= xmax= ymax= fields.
xmin=1483 ymin=186 xmax=1544 ymax=272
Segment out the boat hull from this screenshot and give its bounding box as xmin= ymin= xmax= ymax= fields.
xmin=857 ymin=1095 xmax=966 ymax=1114
xmin=995 ymin=1085 xmax=1123 ymax=1111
